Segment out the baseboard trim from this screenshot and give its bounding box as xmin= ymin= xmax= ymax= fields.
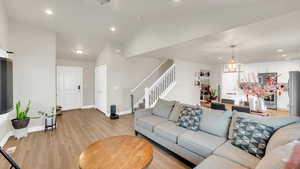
xmin=0 ymin=125 xmax=45 ymax=147
xmin=0 ymin=131 xmax=13 ymax=147
xmin=28 ymin=125 xmax=45 ymax=133
xmin=81 ymin=105 xmax=95 ymax=109
xmin=118 ymin=110 xmax=132 ymax=116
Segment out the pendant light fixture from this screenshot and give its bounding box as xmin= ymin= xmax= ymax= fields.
xmin=224 ymin=45 xmax=243 ymax=73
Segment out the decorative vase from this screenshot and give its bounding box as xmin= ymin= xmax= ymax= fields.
xmin=256 ymin=97 xmax=267 ymax=112
xmin=249 ymin=97 xmax=257 ymax=111
xmin=45 ymin=115 xmax=56 ymax=126
xmin=249 ymin=97 xmax=267 ymax=112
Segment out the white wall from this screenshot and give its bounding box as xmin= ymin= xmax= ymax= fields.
xmin=56 ymin=59 xmax=95 ymax=106
xmin=0 ymin=0 xmax=9 ymax=144
xmin=165 ymin=59 xmax=212 ymax=105
xmin=9 ymin=21 xmax=56 ymax=128
xmin=222 ymin=60 xmax=300 ymax=109
xmin=0 ymin=0 xmax=7 ymax=49
xmin=96 ymin=44 xmax=164 ymax=113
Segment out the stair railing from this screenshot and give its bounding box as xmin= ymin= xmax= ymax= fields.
xmin=0 ymin=147 xmax=21 ymax=169
xmin=130 ymin=59 xmax=173 ymax=112
xmin=145 ymin=64 xmax=176 ymax=108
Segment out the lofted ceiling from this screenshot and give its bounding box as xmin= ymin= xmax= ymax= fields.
xmin=3 ymin=0 xmax=300 ymax=63
xmin=140 ymin=10 xmax=300 ymax=64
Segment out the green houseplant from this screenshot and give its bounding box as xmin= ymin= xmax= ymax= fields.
xmin=210 ymin=88 xmax=218 ymax=101
xmin=11 ymin=101 xmax=31 ymax=130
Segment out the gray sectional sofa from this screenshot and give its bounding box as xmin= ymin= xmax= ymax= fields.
xmin=134 ymin=100 xmax=300 ymax=169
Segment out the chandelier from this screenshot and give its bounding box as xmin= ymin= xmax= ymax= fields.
xmin=224 ymin=45 xmax=243 ymax=73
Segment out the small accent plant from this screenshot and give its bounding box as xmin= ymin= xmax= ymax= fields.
xmin=16 ymin=101 xmax=31 ymax=120
xmin=211 ymin=89 xmax=217 ymax=97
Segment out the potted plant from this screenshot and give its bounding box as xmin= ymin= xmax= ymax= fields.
xmin=11 ymin=101 xmax=31 ymax=139
xmin=210 ymin=88 xmax=218 ymax=101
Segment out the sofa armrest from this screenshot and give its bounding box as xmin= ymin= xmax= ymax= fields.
xmin=134 ymin=108 xmax=153 ymax=120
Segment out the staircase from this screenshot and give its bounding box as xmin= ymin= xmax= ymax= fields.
xmin=130 ymin=59 xmax=176 ymax=112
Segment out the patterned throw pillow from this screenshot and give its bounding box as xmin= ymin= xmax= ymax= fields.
xmin=176 ymin=106 xmax=203 ymax=131
xmin=232 ymin=117 xmax=275 ymax=159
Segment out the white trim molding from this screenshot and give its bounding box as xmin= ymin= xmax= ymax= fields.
xmin=28 ymin=125 xmax=45 ymax=133
xmin=118 ymin=110 xmax=132 ymax=116
xmin=0 ymin=131 xmax=13 ymax=147
xmin=0 ymin=125 xmax=45 ymax=147
xmin=81 ymin=105 xmax=95 ymax=109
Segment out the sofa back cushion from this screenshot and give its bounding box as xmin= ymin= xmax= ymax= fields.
xmin=266 ymin=122 xmax=300 ymax=154
xmin=228 ymin=112 xmax=300 ymax=140
xmin=168 ymin=102 xmax=184 ymax=122
xmin=199 ymin=108 xmax=232 ymax=137
xmin=255 ymin=141 xmax=300 ymax=169
xmin=152 ymin=99 xmax=176 ymax=118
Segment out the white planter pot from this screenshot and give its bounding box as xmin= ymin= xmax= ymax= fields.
xmin=256 ymin=98 xmax=267 ymax=112
xmin=249 ymin=97 xmax=258 ymax=111
xmin=249 ymin=97 xmax=267 ymax=112
xmin=14 ymin=127 xmax=28 ymax=139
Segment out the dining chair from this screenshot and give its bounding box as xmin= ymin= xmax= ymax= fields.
xmin=221 ymin=99 xmax=235 ymax=104
xmin=211 ymin=103 xmax=226 ymax=111
xmin=232 ymin=106 xmax=251 ymax=113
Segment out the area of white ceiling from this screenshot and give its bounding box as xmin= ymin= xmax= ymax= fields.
xmin=137 ymin=10 xmax=300 ymax=64
xmin=3 ymin=0 xmax=300 ymax=63
xmin=124 ymin=0 xmax=300 ymax=58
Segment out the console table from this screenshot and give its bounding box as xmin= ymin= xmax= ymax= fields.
xmin=79 ymin=136 xmax=153 ymax=169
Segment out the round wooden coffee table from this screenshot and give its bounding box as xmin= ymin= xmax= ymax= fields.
xmin=79 ymin=135 xmax=153 ymax=169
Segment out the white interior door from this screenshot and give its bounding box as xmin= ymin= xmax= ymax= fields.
xmin=57 ymin=66 xmax=83 ymax=111
xmin=95 ymin=65 xmax=107 ymax=115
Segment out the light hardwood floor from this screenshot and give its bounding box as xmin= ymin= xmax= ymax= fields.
xmin=0 ymin=109 xmax=191 ymax=169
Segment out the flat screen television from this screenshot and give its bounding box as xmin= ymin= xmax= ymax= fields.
xmin=0 ymin=57 xmax=13 ymax=115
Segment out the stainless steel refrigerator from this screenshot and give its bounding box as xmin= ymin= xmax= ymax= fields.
xmin=289 ymin=71 xmax=300 ymax=117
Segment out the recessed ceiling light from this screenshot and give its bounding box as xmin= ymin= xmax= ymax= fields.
xmin=115 ymin=49 xmax=121 ymax=53
xmin=282 ymin=54 xmax=287 ymax=57
xmin=110 ymin=26 xmax=116 ymax=32
xmin=277 ymin=49 xmax=284 ymax=52
xmin=76 ymin=50 xmax=83 ymax=54
xmin=218 ymin=57 xmax=223 ymax=60
xmin=45 ymin=9 xmax=54 ymax=15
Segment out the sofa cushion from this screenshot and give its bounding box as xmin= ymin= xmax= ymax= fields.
xmin=168 ymin=102 xmax=184 ymax=122
xmin=214 ymin=141 xmax=260 ymax=169
xmin=177 ymin=106 xmax=203 ymax=131
xmin=200 ymin=108 xmax=232 ymax=137
xmin=152 ymin=99 xmax=176 ymax=118
xmin=232 ymin=117 xmax=275 ymax=159
xmin=228 ymin=112 xmax=299 ymax=139
xmin=178 ymin=130 xmax=226 ymax=157
xmin=255 ymin=141 xmax=300 ymax=169
xmin=135 ymin=115 xmax=168 ymax=132
xmin=154 ymin=121 xmax=187 ymax=144
xmin=266 ymin=122 xmax=300 ymax=154
xmin=194 ymin=155 xmax=248 ymax=169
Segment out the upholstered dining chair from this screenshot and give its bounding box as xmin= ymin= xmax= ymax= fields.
xmin=221 ymin=99 xmax=235 ymax=104
xmin=232 ymin=106 xmax=251 ymax=113
xmin=211 ymin=103 xmax=226 ymax=111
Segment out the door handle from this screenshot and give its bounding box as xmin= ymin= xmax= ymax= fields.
xmin=78 ymin=85 xmax=81 ymax=90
